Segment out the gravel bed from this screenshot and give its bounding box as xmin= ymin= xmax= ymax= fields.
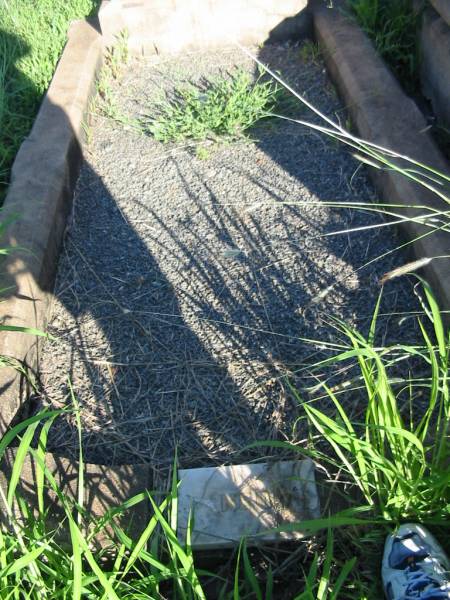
xmin=39 ymin=44 xmax=420 ymax=467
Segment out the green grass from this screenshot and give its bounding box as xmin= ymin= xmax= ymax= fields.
xmin=252 ymin=281 xmax=449 ymax=596
xmin=347 ymin=0 xmax=421 ymax=94
xmin=0 ymin=412 xmax=202 ymax=598
xmin=0 ymin=408 xmax=360 ymax=599
xmin=298 ymin=41 xmax=321 ymax=64
xmin=0 ymin=0 xmax=100 ymax=199
xmin=144 ymin=69 xmax=283 ymax=143
xmin=300 ymin=280 xmax=448 ymax=522
xmin=238 ymin=44 xmax=450 ymax=595
xmin=93 ymin=29 xmax=142 ymax=133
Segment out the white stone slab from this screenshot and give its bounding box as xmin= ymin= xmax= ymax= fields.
xmin=177 ymin=459 xmax=320 ymax=549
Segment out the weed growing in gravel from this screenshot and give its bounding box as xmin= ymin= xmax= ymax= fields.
xmin=297 ymin=281 xmax=448 ymax=522
xmin=253 ymin=282 xmax=449 ymax=595
xmin=144 ymin=69 xmax=283 ymax=143
xmin=105 ymin=29 xmax=129 ymax=80
xmin=298 ymin=41 xmax=321 ymax=64
xmin=195 ymin=144 xmax=212 ymax=160
xmin=94 ymin=29 xmax=142 ymax=132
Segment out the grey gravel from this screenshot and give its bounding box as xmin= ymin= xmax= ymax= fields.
xmin=39 ymin=45 xmax=420 ymax=467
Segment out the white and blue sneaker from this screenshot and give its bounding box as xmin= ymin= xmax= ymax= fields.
xmin=382 ymin=524 xmax=450 ymax=599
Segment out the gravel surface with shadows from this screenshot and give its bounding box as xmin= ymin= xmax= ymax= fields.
xmin=40 ymin=45 xmax=420 ymax=468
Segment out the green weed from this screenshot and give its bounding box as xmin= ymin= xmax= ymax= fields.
xmin=94 ymin=29 xmax=141 ymax=132
xmin=254 ymin=282 xmax=449 ymax=595
xmin=230 ymin=531 xmax=356 ymax=600
xmin=195 ymin=145 xmax=211 ymax=160
xmin=106 ymin=29 xmax=129 ymax=80
xmin=0 ymin=410 xmax=206 ymax=598
xmin=298 ymin=41 xmax=321 ymax=64
xmin=0 ymin=407 xmax=361 ymax=599
xmin=144 ymin=69 xmax=283 ymax=143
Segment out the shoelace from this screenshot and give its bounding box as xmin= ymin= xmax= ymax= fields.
xmin=404 ymin=565 xmax=448 ymax=599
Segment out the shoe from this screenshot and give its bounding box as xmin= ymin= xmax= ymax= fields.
xmin=382 ymin=523 xmax=450 ymax=599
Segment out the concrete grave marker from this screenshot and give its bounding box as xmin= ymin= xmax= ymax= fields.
xmin=177 ymin=459 xmax=320 ymax=549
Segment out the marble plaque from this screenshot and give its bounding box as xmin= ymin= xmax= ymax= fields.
xmin=177 ymin=459 xmax=320 ymax=549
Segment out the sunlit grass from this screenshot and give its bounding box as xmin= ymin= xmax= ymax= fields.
xmin=0 ymin=0 xmax=100 ymax=198
xmin=144 ymin=69 xmax=283 ymax=143
xmin=300 ymin=280 xmax=448 ymax=522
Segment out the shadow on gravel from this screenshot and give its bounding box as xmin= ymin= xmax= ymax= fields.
xmin=36 ymin=43 xmax=418 ymax=470
xmin=253 ymin=43 xmax=417 ymax=334
xmin=42 ymin=161 xmax=265 ymax=469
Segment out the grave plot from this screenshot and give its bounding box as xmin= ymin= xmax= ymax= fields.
xmin=39 ymin=45 xmax=419 ymax=467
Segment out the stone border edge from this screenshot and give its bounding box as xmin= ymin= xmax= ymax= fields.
xmin=312 ymin=3 xmax=450 ymax=313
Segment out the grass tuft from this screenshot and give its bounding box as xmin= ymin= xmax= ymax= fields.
xmin=290 ymin=281 xmax=449 ymax=524
xmin=144 ymin=69 xmax=283 ymax=143
xmin=347 ymin=0 xmax=421 ymax=94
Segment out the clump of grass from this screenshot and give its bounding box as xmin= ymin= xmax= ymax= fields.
xmin=96 ymin=28 xmax=129 ymax=102
xmin=233 ymin=531 xmax=356 ymax=600
xmin=257 ymin=282 xmax=449 ymax=593
xmin=298 ymin=41 xmax=321 ymax=64
xmin=297 ymin=280 xmax=449 ymax=523
xmin=0 ymin=0 xmax=100 ymax=200
xmin=0 ymin=407 xmax=358 ymax=598
xmin=0 ymin=410 xmax=206 ymax=598
xmin=347 ymin=0 xmax=421 ymax=93
xmin=145 ymin=69 xmax=283 ymax=143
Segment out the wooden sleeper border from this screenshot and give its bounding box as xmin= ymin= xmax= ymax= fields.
xmin=312 ymin=1 xmax=450 ymax=311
